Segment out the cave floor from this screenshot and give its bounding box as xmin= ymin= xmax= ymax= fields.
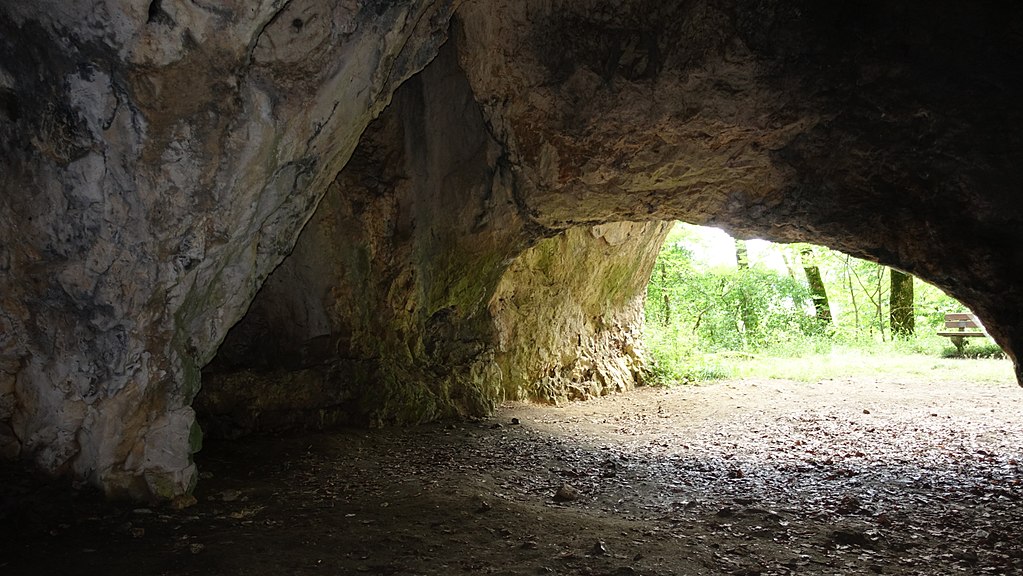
xmin=4 ymin=372 xmax=1023 ymax=575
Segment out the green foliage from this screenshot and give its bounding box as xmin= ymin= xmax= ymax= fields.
xmin=643 ymin=223 xmax=1000 ymax=385
xmin=940 ymin=340 xmax=1007 ymax=360
xmin=644 ymin=228 xmax=819 ymax=380
xmin=801 ymin=248 xmax=969 ymax=340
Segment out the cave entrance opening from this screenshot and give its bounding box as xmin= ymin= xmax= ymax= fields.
xmin=641 ymin=221 xmax=1009 ymax=387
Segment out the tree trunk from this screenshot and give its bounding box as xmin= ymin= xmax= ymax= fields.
xmin=801 ymin=248 xmax=832 ymax=324
xmin=735 ymin=239 xmax=749 ymax=270
xmin=890 ymin=269 xmax=915 ymax=337
xmin=844 ymin=254 xmax=860 ymax=333
xmin=876 ymin=266 xmax=888 ymax=341
xmin=781 ymin=252 xmax=799 ymax=281
xmin=660 ymin=262 xmax=671 ymax=326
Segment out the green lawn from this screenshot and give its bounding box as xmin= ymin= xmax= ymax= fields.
xmin=717 ymin=347 xmax=1015 ymax=384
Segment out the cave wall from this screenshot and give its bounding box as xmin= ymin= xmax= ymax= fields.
xmin=490 ymin=223 xmax=669 ymax=404
xmin=197 ymin=40 xmax=669 ymax=435
xmin=0 ymin=0 xmax=458 ymax=499
xmin=454 ymin=0 xmax=1023 ymax=373
xmin=2 ymin=0 xmax=1023 ymax=499
xmin=199 ymin=38 xmax=524 ymax=432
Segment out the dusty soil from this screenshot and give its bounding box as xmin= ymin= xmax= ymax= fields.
xmin=3 ymin=374 xmax=1023 ymax=575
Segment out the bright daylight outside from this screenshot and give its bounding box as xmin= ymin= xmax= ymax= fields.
xmin=642 ymin=223 xmax=1010 ymax=383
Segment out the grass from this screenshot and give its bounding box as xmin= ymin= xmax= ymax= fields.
xmin=645 ymin=330 xmax=1016 ymax=386
xmin=725 ymin=348 xmax=1014 ymax=384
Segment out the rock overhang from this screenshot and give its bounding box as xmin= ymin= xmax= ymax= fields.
xmin=0 ymin=0 xmax=1021 ymax=499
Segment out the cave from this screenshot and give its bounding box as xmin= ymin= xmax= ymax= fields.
xmin=1 ymin=0 xmax=1022 ymax=511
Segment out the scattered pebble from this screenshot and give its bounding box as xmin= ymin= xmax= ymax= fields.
xmin=220 ymin=489 xmax=242 ymax=502
xmin=554 ymin=483 xmax=580 ymax=502
xmin=169 ymin=495 xmax=197 ymax=510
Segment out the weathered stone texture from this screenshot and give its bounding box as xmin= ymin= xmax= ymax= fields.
xmin=491 ymin=223 xmax=670 ymax=404
xmin=198 ymin=40 xmax=667 ymax=434
xmin=201 ymin=37 xmax=523 ymax=432
xmin=454 ymin=0 xmax=1023 ymax=371
xmin=0 ymin=0 xmax=457 ymax=499
xmin=3 ymin=0 xmax=1023 ymax=498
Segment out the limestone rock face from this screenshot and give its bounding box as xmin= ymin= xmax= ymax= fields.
xmin=3 ymin=0 xmax=1023 ymax=499
xmin=197 ymin=40 xmax=668 ymax=434
xmin=455 ymin=0 xmax=1023 ymax=373
xmin=200 ymin=38 xmax=523 ymax=431
xmin=490 ymin=223 xmax=669 ymax=404
xmin=0 ymin=0 xmax=457 ymax=499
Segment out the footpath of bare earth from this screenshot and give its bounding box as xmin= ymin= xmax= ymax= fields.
xmin=3 ymin=359 xmax=1023 ymax=576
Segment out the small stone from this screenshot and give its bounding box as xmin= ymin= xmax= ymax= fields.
xmin=190 ymin=543 xmax=205 ymax=554
xmin=477 ymin=500 xmax=492 ymax=513
xmin=510 ymin=418 xmax=520 ymax=425
xmin=862 ymin=409 xmax=871 ymax=414
xmin=130 ymin=527 xmax=145 ymax=538
xmin=490 ymin=423 xmax=503 ymax=429
xmin=554 ymin=483 xmax=580 ymax=502
xmin=220 ymin=489 xmax=242 ymax=502
xmin=831 ymin=528 xmax=876 ymax=549
xmin=169 ymin=495 xmax=197 ymax=510
xmin=520 ymin=540 xmax=539 ymax=549
xmin=837 ymin=495 xmax=861 ymax=514
xmin=591 ymin=540 xmax=608 ymax=555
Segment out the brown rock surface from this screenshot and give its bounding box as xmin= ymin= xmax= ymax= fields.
xmin=198 ymin=41 xmax=667 ymax=433
xmin=0 ymin=0 xmax=457 ymax=498
xmin=454 ymin=0 xmax=1023 ymax=366
xmin=2 ymin=0 xmax=1023 ymax=498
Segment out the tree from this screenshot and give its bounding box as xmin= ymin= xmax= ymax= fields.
xmin=800 ymin=247 xmax=832 ymax=324
xmin=659 ymin=262 xmax=671 ymax=326
xmin=842 ymin=259 xmax=889 ymax=340
xmin=890 ymin=269 xmax=915 ymax=337
xmin=735 ymin=239 xmax=749 ymax=270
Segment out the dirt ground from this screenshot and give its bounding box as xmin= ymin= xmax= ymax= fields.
xmin=3 ymin=373 xmax=1023 ymax=575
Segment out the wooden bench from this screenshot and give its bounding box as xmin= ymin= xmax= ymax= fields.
xmin=937 ymin=313 xmax=987 ymax=353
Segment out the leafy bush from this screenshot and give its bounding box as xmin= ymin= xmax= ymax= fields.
xmin=642 ymin=223 xmax=1001 ymax=385
xmin=644 ymin=322 xmax=734 ymax=385
xmin=646 ymin=245 xmax=816 ymax=355
xmin=940 ymin=340 xmax=1006 ymax=359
